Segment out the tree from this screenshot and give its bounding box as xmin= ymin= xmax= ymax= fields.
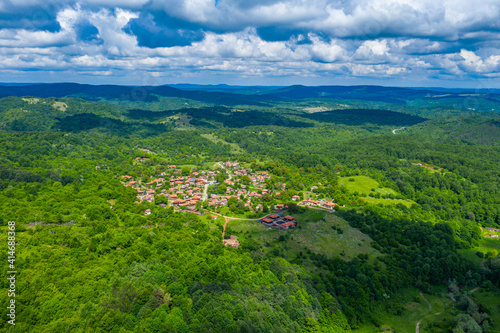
xmin=215 ymin=172 xmax=227 ymax=183
xmin=241 ymin=175 xmax=251 ymax=184
xmin=218 ymin=183 xmax=227 ymax=194
xmin=263 ymin=205 xmax=269 ymax=213
xmin=288 ymin=202 xmax=299 ymax=213
xmin=227 ymin=197 xmax=238 ymax=207
xmin=181 ymin=166 xmax=191 ymax=176
xmin=486 ymin=250 xmax=498 ymax=259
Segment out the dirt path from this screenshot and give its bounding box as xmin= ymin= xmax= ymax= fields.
xmin=392 ymin=126 xmax=406 ymax=134
xmin=211 ymin=211 xmax=259 ymax=221
xmin=416 ymin=292 xmax=440 ymax=333
xmin=221 ymin=217 xmax=229 ymax=242
xmin=470 ymin=286 xmax=481 ymax=294
xmin=420 ymin=292 xmax=432 ymax=311
xmin=202 ymin=182 xmax=209 ymax=201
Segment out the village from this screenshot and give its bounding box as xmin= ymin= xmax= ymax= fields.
xmin=121 ymin=161 xmax=338 ymax=231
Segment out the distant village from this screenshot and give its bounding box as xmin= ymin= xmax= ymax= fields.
xmin=121 ymin=160 xmax=338 ymax=231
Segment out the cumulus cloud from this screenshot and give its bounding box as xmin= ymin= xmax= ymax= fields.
xmin=0 ymin=0 xmax=498 ymax=85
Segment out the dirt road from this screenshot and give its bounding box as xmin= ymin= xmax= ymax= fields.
xmin=392 ymin=127 xmax=406 ymax=134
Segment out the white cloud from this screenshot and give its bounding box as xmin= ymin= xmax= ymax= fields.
xmin=0 ymin=0 xmax=498 ymax=84
xmin=354 ymin=40 xmax=389 ymax=58
xmin=308 ymin=34 xmax=345 ymax=62
xmin=459 ymin=49 xmax=500 ymax=73
xmin=84 ymin=0 xmax=150 ymax=7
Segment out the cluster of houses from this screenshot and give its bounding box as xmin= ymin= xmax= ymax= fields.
xmin=260 ymin=214 xmax=297 ymax=230
xmin=123 ymin=165 xmax=215 ymax=213
xmin=208 ymin=164 xmax=273 ymax=208
xmin=300 ymin=199 xmax=337 ymax=211
xmin=121 ymin=161 xmax=337 ymax=217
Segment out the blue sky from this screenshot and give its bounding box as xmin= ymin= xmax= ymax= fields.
xmin=0 ymin=0 xmax=499 ymax=87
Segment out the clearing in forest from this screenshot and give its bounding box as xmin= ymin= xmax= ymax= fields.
xmin=201 ymin=133 xmax=245 ymax=154
xmin=22 ymin=97 xmax=39 ymax=104
xmin=230 ymin=209 xmax=379 ymax=260
xmin=340 ymin=175 xmax=415 ymax=207
xmin=339 ymin=175 xmax=397 ymax=196
xmin=354 ymin=287 xmax=452 ymax=333
xmin=53 ymin=101 xmax=68 ymax=111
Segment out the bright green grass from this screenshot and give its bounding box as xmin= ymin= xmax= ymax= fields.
xmin=339 ymin=176 xmax=398 ymax=196
xmin=201 ymin=161 xmax=217 ymax=169
xmin=229 ymin=209 xmax=380 ymax=260
xmin=177 ymin=164 xmax=198 ymax=170
xmin=459 ymin=230 xmax=500 ymax=264
xmin=201 ymin=133 xmax=245 ymax=154
xmin=476 ymin=237 xmax=500 ymax=255
xmin=361 ymin=197 xmax=415 ymax=208
xmin=458 ymin=249 xmax=484 ymax=265
xmin=355 ymin=287 xmax=454 ymax=333
xmin=472 ymin=289 xmax=500 ymax=331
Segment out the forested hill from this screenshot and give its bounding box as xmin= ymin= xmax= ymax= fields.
xmin=0 ymin=85 xmax=500 ymax=332
xmin=1 ymin=83 xmax=500 ymax=113
xmin=0 ymin=83 xmax=277 ymax=106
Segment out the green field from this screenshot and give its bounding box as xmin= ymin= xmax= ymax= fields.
xmin=227 ymin=209 xmax=380 ymax=260
xmin=459 ymin=229 xmax=500 ymax=265
xmin=355 ymin=287 xmax=454 ymax=333
xmin=361 ymin=197 xmax=415 ymax=208
xmin=339 ymin=175 xmax=398 ymax=196
xmin=201 ymin=133 xmax=245 ymax=154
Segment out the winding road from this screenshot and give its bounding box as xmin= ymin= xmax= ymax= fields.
xmin=392 ymin=127 xmax=406 ymax=134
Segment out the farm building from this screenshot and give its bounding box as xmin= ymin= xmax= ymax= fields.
xmin=260 ymin=215 xmax=297 ymax=230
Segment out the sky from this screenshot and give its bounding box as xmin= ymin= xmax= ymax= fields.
xmin=0 ymin=0 xmax=499 ymax=88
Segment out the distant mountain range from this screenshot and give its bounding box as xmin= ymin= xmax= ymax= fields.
xmin=0 ymin=83 xmax=499 ymax=109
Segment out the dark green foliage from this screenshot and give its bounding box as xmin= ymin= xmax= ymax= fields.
xmin=128 ymin=106 xmax=313 ymax=128
xmin=301 ymin=108 xmax=428 ymax=126
xmin=1 ymin=88 xmax=500 ymax=332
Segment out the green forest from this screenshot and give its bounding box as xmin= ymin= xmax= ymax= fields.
xmin=1 ymin=84 xmax=500 ymax=332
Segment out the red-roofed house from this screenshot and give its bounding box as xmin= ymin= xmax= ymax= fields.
xmin=281 ymin=222 xmax=295 ymax=229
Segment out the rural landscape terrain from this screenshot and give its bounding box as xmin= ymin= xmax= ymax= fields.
xmin=1 ymin=83 xmax=500 ymax=332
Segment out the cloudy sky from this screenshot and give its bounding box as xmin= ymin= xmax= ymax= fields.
xmin=0 ymin=0 xmax=499 ymax=87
